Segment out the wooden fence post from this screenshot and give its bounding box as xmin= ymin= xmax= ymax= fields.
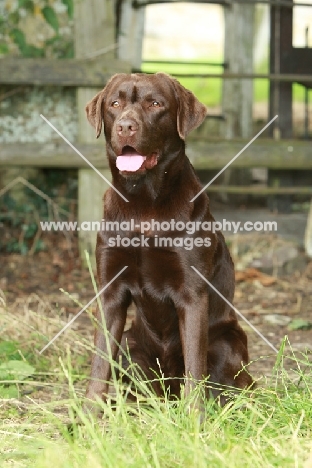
xmin=222 ymin=4 xmax=255 ymax=139
xmin=117 ymin=0 xmax=145 ymax=69
xmin=220 ymin=3 xmax=255 ymax=200
xmin=74 ymin=0 xmax=115 ymax=268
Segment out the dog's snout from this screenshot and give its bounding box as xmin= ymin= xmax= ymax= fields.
xmin=117 ymin=118 xmax=138 ymax=138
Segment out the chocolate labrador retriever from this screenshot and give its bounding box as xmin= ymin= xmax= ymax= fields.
xmin=85 ymin=73 xmax=252 ymax=410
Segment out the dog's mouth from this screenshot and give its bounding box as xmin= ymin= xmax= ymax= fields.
xmin=116 ymin=146 xmax=158 ymax=174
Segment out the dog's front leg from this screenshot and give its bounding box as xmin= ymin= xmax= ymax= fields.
xmin=85 ymin=292 xmax=129 ymax=409
xmin=178 ymin=294 xmax=209 ymax=410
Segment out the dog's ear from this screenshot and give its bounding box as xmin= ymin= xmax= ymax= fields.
xmin=158 ymin=73 xmax=207 ymax=140
xmin=85 ymin=74 xmax=119 ymax=138
xmin=85 ymin=89 xmax=106 ymax=139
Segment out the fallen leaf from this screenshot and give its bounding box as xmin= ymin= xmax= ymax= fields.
xmin=288 ymin=319 xmax=312 ymax=331
xmin=235 ymin=268 xmax=277 ymax=286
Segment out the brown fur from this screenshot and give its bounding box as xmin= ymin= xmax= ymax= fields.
xmin=85 ymin=73 xmax=252 ymax=411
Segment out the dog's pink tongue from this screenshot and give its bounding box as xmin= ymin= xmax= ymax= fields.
xmin=116 ymin=154 xmax=146 ymax=172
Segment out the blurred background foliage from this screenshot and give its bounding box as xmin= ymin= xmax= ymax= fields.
xmin=0 ymin=0 xmax=74 ymax=58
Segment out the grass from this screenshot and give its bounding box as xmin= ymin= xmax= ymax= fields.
xmin=0 ymin=295 xmax=311 ymax=468
xmin=141 ymin=59 xmax=311 ymax=108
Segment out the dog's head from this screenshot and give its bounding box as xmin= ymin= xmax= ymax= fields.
xmin=86 ymin=73 xmax=207 ymax=176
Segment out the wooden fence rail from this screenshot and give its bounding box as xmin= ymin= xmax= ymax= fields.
xmin=0 ymin=139 xmax=311 ymax=170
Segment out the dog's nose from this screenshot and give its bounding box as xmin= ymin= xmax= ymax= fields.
xmin=117 ymin=118 xmax=138 ymax=137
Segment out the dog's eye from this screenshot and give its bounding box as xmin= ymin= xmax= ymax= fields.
xmin=151 ymin=101 xmax=161 ymax=107
xmin=111 ymin=101 xmax=120 ymax=108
